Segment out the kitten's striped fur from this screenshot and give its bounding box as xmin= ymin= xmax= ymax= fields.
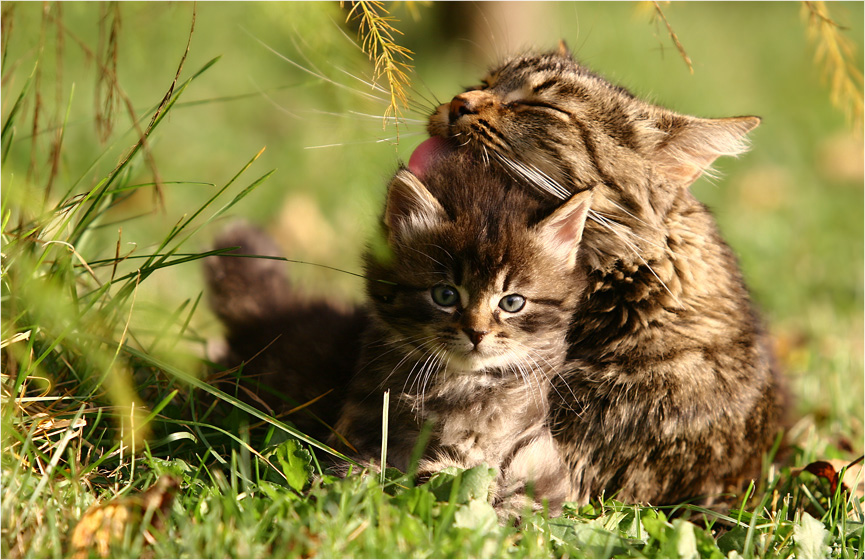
xmin=337 ymin=151 xmax=592 ymax=510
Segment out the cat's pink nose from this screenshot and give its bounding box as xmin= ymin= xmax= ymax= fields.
xmin=449 ymin=91 xmax=493 ymax=123
xmin=463 ymin=328 xmax=488 ymax=346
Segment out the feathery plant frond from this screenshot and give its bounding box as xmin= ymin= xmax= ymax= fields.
xmin=343 ymin=0 xmax=414 ymax=133
xmin=802 ymin=1 xmax=864 ymax=133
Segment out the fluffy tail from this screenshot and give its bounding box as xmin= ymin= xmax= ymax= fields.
xmin=203 ymin=223 xmax=368 ymax=439
xmin=204 ymin=222 xmax=294 ymax=331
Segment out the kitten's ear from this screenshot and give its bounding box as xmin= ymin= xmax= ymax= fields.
xmin=556 ymin=39 xmax=572 ymax=59
xmin=535 ymin=189 xmax=593 ymax=269
xmin=383 ymin=169 xmax=447 ymax=240
xmin=652 ymin=115 xmax=760 ymax=187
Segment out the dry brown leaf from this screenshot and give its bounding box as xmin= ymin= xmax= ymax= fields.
xmin=792 ymin=456 xmax=864 ymax=498
xmin=69 ymin=475 xmax=178 ymax=558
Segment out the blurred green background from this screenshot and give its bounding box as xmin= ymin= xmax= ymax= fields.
xmin=2 ymin=2 xmax=862 ymax=437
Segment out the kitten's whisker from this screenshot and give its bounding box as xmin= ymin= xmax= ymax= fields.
xmin=600 ymin=199 xmax=654 ymax=230
xmin=402 ymin=346 xmax=435 ymax=412
xmin=370 ymin=334 xmax=438 ymax=386
xmin=404 ymin=342 xmax=433 ymax=396
xmin=334 ymin=65 xmax=392 ymax=98
xmin=406 ymin=337 xmax=444 ymax=394
xmin=402 ymin=244 xmax=452 ymax=271
xmin=410 ymin=71 xmax=443 ymax=109
xmin=417 ymin=344 xmax=447 ymax=418
xmin=592 ymin=209 xmax=702 ymax=268
xmin=300 ymin=108 xmax=426 ymax=125
xmin=423 ymin=243 xmax=455 ymax=263
xmin=382 ymin=344 xmax=425 ymax=391
xmin=507 ymin=352 xmax=543 ymax=411
xmin=506 ymin=347 xmax=548 ymax=410
xmin=508 ymin=339 xmax=582 ymax=416
xmin=590 ymin=210 xmax=685 ymax=260
xmin=248 ymin=78 xmax=303 ymax=120
xmin=522 ymin=157 xmax=572 ymax=199
xmin=356 ymin=334 xmax=414 ymax=376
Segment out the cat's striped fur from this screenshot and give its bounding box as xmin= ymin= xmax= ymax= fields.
xmin=426 ymin=44 xmax=787 ymax=505
xmin=205 ymin=44 xmax=786 ymax=511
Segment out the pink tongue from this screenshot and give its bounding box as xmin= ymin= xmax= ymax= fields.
xmin=408 ymin=136 xmax=451 ymax=178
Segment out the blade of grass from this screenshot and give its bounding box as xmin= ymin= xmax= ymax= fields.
xmin=120 ymin=343 xmax=356 ymax=464
xmin=1 ymin=61 xmax=37 ymax=158
xmin=66 ymin=57 xmax=220 ymax=246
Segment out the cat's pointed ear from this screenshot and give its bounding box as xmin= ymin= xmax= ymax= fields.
xmin=556 ymin=39 xmax=572 ymax=59
xmin=536 ymin=189 xmax=593 ymax=269
xmin=653 ymin=115 xmax=760 ymax=187
xmin=383 ymin=169 xmax=447 ymax=240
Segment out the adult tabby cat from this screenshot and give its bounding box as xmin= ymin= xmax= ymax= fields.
xmin=418 ymin=43 xmax=786 ymax=505
xmin=206 ymin=43 xmax=786 ymax=510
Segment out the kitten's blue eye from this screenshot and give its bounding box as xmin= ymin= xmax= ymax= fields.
xmin=431 ymin=285 xmax=459 ymax=307
xmin=499 ymin=294 xmax=526 ymax=313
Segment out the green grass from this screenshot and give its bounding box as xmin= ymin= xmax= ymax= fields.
xmin=2 ymin=2 xmax=863 ymax=558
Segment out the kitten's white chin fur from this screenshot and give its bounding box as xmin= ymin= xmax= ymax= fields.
xmin=443 ymin=350 xmax=517 ymax=375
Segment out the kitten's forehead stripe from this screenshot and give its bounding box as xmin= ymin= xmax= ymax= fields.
xmin=531 ymin=298 xmax=566 ymax=307
xmin=502 ymin=268 xmax=515 ymax=293
xmin=553 ymin=82 xmax=590 ymax=101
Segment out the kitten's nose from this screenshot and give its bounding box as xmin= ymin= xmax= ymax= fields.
xmin=463 ymin=328 xmax=488 ymax=347
xmin=449 ymin=91 xmax=493 ymax=123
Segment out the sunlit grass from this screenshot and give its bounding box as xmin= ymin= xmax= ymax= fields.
xmin=1 ymin=2 xmax=862 ymax=558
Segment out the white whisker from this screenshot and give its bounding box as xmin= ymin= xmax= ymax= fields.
xmin=304 ymin=132 xmax=423 ymax=150
xmin=588 ymin=212 xmax=679 ymax=303
xmin=245 ymin=30 xmax=385 ymax=105
xmin=495 ymin=154 xmax=570 ymax=200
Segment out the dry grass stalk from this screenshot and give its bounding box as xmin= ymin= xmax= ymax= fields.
xmin=650 ymin=1 xmax=694 ymax=74
xmin=42 ymin=3 xmax=199 ymax=209
xmin=802 ymin=1 xmax=864 ymax=134
xmin=95 ymin=3 xmax=121 ymax=144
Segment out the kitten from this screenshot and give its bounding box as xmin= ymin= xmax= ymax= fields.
xmin=335 ymin=150 xmax=592 ymax=510
xmin=420 ymin=43 xmax=787 ymax=505
xmin=207 ymin=152 xmax=594 ymax=511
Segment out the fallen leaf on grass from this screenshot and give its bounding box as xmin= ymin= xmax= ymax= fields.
xmin=792 ymin=455 xmax=864 ymax=497
xmin=70 ymin=475 xmax=179 ymax=558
